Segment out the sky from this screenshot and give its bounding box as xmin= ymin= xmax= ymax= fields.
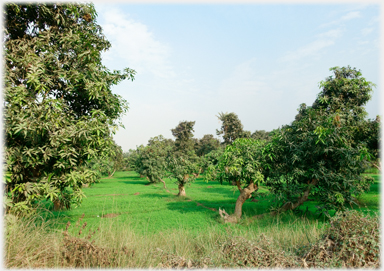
xmin=93 ymin=2 xmax=381 ymax=152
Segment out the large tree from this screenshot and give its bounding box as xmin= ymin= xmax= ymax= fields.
xmin=4 ymin=3 xmax=135 ymax=214
xmin=265 ymin=66 xmax=376 ymax=214
xmin=216 ymin=112 xmax=250 ymax=145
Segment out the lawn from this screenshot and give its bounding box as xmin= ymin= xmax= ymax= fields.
xmin=41 ymin=171 xmax=380 ymax=238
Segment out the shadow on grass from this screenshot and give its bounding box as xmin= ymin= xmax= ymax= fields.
xmin=118 ymin=180 xmax=151 ymax=185
xmin=139 ymin=193 xmax=172 ymax=200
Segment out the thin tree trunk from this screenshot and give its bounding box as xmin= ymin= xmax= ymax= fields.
xmin=108 ymin=168 xmax=116 ymax=178
xmin=280 ymin=179 xmax=318 ymax=212
xmin=372 ymin=161 xmax=381 ymax=172
xmin=159 ymin=178 xmax=167 ymax=189
xmin=53 ymin=199 xmax=62 ymax=211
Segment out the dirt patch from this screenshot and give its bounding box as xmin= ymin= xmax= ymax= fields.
xmin=102 ymin=213 xmax=119 ymax=218
xmin=166 ymin=190 xmax=170 ymax=193
xmin=207 ymin=186 xmax=213 ymax=188
xmin=251 ymin=199 xmax=259 ymax=202
xmin=134 ymin=192 xmax=140 ymax=195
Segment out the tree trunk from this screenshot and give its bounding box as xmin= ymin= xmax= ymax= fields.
xmin=108 ymin=168 xmax=116 ymax=178
xmin=372 ymin=161 xmax=381 ymax=172
xmin=280 ymin=179 xmax=318 ymax=212
xmin=159 ymin=178 xmax=167 ymax=189
xmin=220 ymin=181 xmax=258 ymax=223
xmin=53 ymin=199 xmax=63 ymax=211
xmin=177 ymin=183 xmax=186 ymax=196
xmin=233 ymin=181 xmax=258 ymax=219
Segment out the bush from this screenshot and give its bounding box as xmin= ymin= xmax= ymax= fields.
xmin=302 ymin=210 xmax=380 ymax=268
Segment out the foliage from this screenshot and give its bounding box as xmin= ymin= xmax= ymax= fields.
xmin=166 ymin=154 xmax=199 ymax=196
xmin=122 ymin=149 xmax=140 ymax=171
xmin=200 ymin=147 xmax=225 ymax=174
xmin=4 ymin=3 xmax=135 ymax=213
xmin=135 ymin=136 xmax=171 ymax=187
xmin=251 ymin=130 xmax=271 ymax=141
xmin=87 ymin=140 xmax=124 ymax=178
xmin=353 ymin=116 xmax=381 ymax=170
xmin=216 ymin=112 xmax=250 ymax=145
xmin=171 ymin=121 xmax=196 ymax=154
xmin=205 ymin=138 xmax=266 ymax=189
xmin=194 ymin=134 xmax=220 ymax=157
xmin=265 ymin=66 xmax=375 ymax=214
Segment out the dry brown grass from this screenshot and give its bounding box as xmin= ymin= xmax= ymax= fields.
xmin=4 ymin=210 xmax=379 ymax=268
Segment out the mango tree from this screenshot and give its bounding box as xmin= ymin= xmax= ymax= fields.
xmin=166 ymin=154 xmax=199 ymax=196
xmin=135 ymin=136 xmax=171 ymax=188
xmin=205 ymin=138 xmax=267 ymax=222
xmin=4 ymin=3 xmax=135 ymax=213
xmin=194 ymin=134 xmax=220 ymax=157
xmin=265 ymin=66 xmax=375 ymax=214
xmin=216 ymin=112 xmax=251 ymax=145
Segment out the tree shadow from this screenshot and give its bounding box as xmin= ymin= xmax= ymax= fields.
xmin=118 ymin=180 xmax=151 ymax=185
xmin=139 ymin=193 xmax=172 ymax=199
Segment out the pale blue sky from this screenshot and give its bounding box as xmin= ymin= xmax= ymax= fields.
xmin=94 ymin=3 xmax=380 ymax=152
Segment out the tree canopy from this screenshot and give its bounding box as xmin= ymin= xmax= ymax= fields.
xmin=265 ymin=66 xmax=375 ymax=214
xmin=4 ymin=3 xmax=135 ymax=214
xmin=216 ymin=112 xmax=250 ymax=145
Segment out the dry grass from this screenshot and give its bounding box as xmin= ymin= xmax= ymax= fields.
xmin=4 ymin=210 xmax=379 ymax=268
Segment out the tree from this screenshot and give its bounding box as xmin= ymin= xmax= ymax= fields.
xmin=353 ymin=116 xmax=381 ymax=171
xmin=167 ymin=121 xmax=200 ymax=196
xmin=251 ymin=130 xmax=271 ymax=141
xmin=216 ymin=112 xmax=250 ymax=145
xmin=87 ymin=140 xmax=124 ymax=178
xmin=166 ymin=154 xmax=199 ymax=196
xmin=171 ymin=121 xmax=196 ymax=154
xmin=195 ymin=134 xmax=220 ymax=157
xmin=4 ymin=3 xmax=135 ymax=214
xmin=134 ymin=136 xmax=171 ymax=188
xmin=265 ymin=66 xmax=375 ymax=214
xmin=205 ymin=138 xmax=267 ymax=222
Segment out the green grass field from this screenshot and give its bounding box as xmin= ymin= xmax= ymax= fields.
xmin=41 ymin=171 xmax=380 ymax=238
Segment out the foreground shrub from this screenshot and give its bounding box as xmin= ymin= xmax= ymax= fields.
xmin=302 ymin=210 xmax=380 ymax=268
xmin=61 ymin=214 xmax=133 ymax=268
xmin=218 ymin=234 xmax=300 ymax=268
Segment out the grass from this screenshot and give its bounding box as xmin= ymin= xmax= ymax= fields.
xmin=5 ymin=170 xmax=380 ymax=268
xmin=39 ymin=170 xmax=380 ymax=236
xmin=39 ymin=171 xmax=319 ymax=235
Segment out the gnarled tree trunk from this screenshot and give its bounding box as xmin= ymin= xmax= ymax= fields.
xmin=220 ymin=181 xmax=258 ymax=223
xmin=177 ymin=183 xmax=186 ymax=196
xmin=280 ymin=179 xmax=318 ymax=212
